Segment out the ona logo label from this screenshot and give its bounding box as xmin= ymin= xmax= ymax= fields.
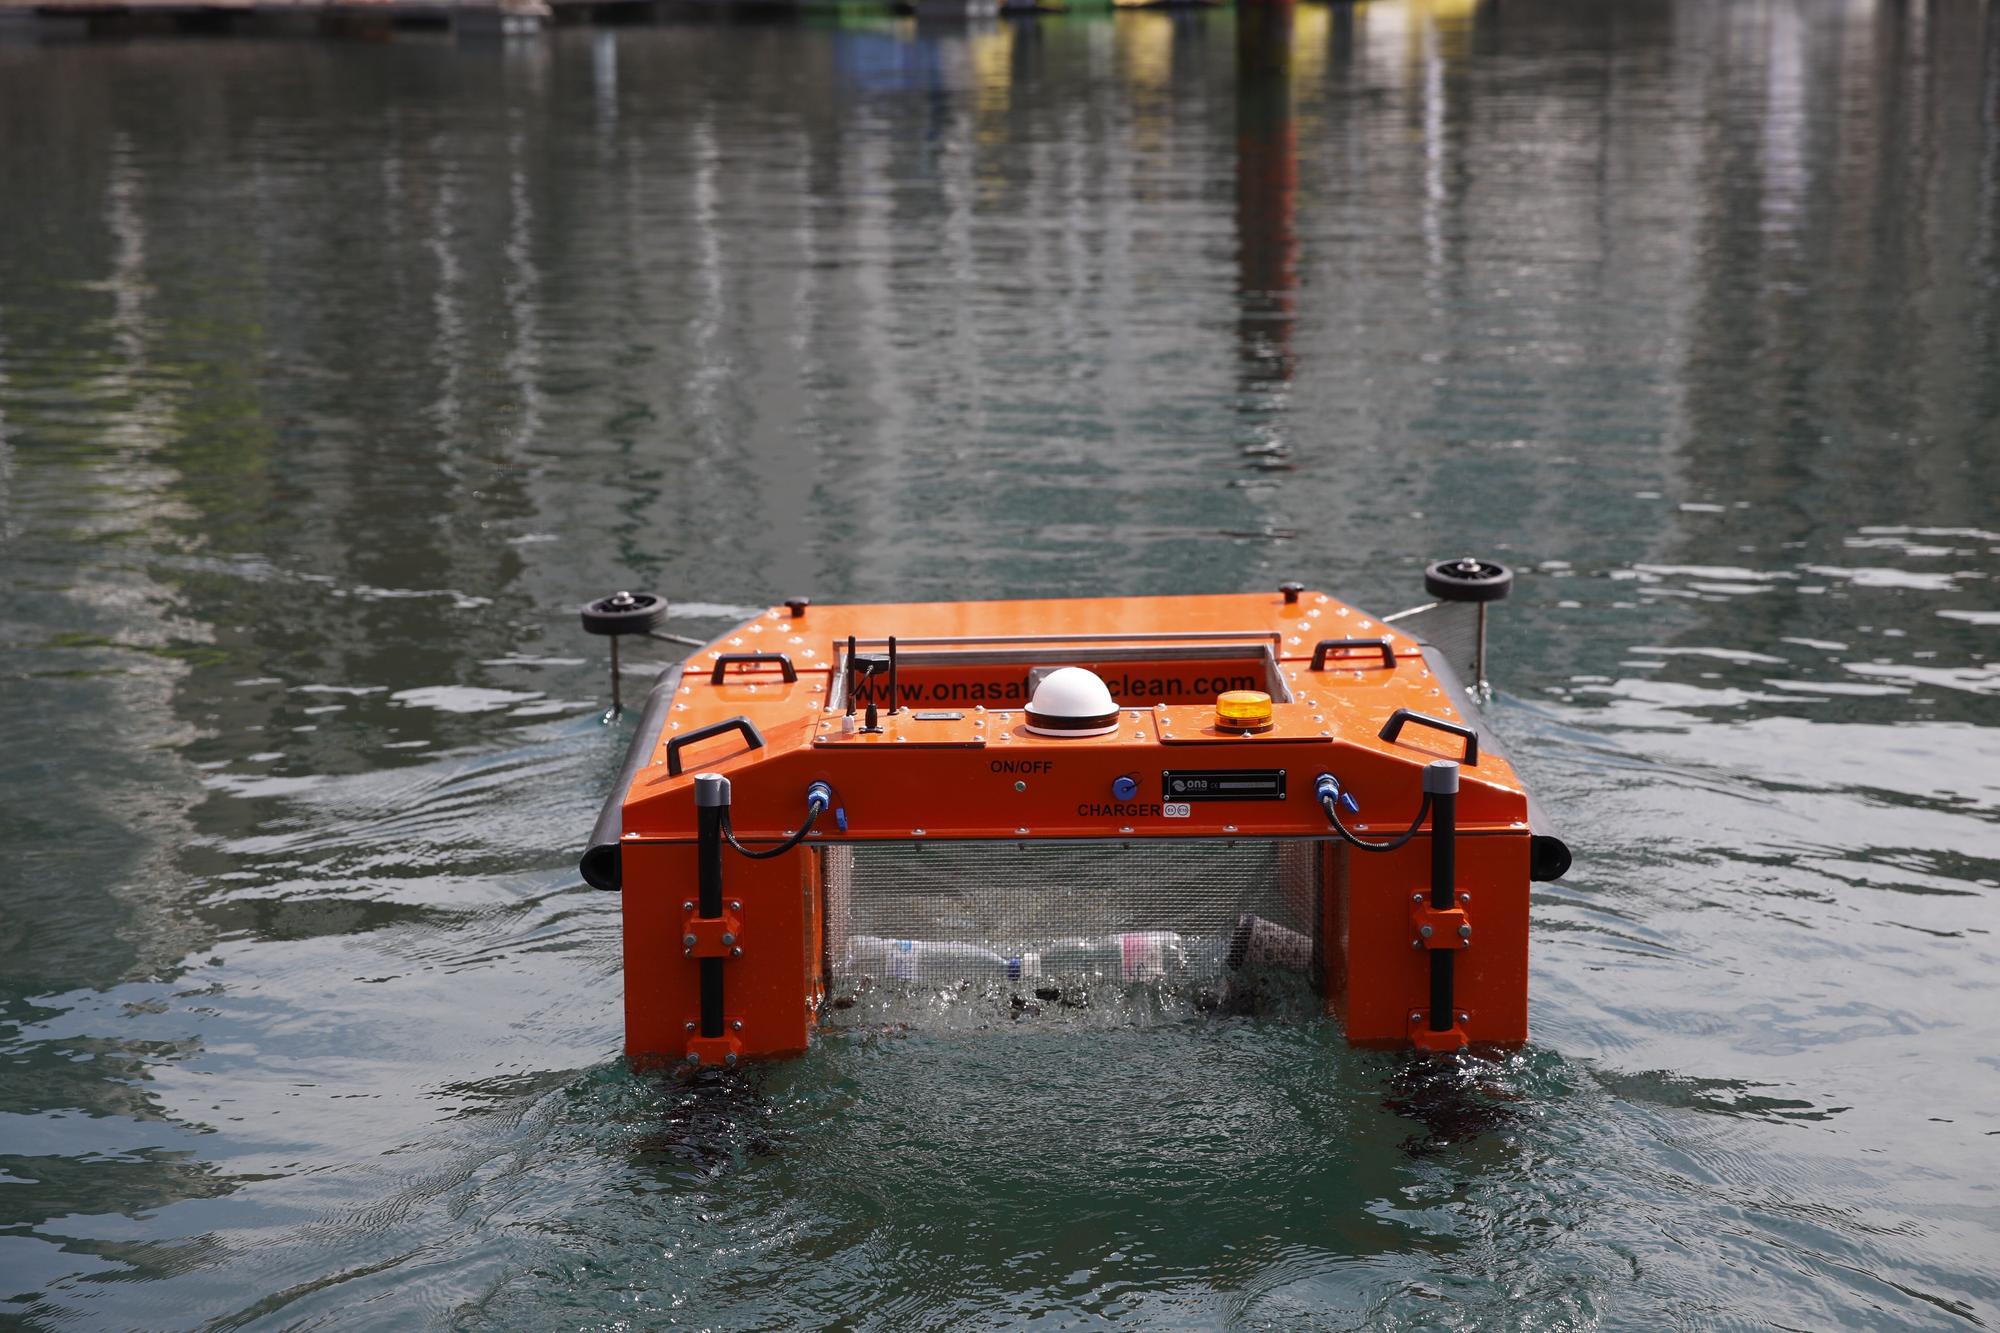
xmin=1162 ymin=802 xmax=1192 ymax=819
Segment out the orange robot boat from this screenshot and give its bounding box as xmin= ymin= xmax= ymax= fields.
xmin=578 ymin=565 xmax=1569 ymax=1070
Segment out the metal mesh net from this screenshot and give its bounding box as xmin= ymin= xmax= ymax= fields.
xmin=1382 ymin=599 xmax=1482 ymax=686
xmin=823 ymin=840 xmax=1321 ymax=1008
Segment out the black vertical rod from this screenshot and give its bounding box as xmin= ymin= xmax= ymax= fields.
xmin=609 ymin=635 xmax=622 ymax=715
xmin=845 ymin=634 xmax=857 ymax=717
xmin=1474 ymin=602 xmax=1489 ymax=695
xmin=1425 ymin=760 xmax=1459 ymax=1033
xmin=887 ymin=634 xmax=900 ymax=715
xmin=694 ymin=773 xmax=729 ymax=1040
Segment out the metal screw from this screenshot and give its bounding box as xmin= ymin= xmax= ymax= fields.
xmin=1458 ymin=924 xmax=1471 ymax=940
xmin=730 ymin=900 xmax=741 ymax=912
xmin=1410 ymin=1011 xmax=1423 ymax=1023
xmin=1458 ymin=1012 xmax=1469 ymax=1024
xmin=1412 ymin=892 xmax=1423 ymax=903
xmin=687 ymin=1052 xmax=701 ymax=1066
xmin=1411 ymin=939 xmax=1422 ymax=949
xmin=1014 ymin=781 xmax=1026 ymax=792
xmin=683 ymin=933 xmax=697 ymax=949
xmin=1459 ymin=892 xmax=1470 ymax=904
xmin=682 ymin=901 xmax=694 ymax=912
xmin=731 ymin=1019 xmax=743 ymax=1031
xmin=731 ymin=946 xmax=743 ymax=958
xmin=1419 ymin=925 xmax=1433 ymax=939
xmin=721 ymin=932 xmax=736 ymax=947
xmin=685 ymin=1021 xmax=696 ymax=1032
xmin=725 ymin=1052 xmax=738 ymax=1068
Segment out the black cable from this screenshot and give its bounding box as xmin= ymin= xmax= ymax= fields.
xmin=722 ymin=797 xmax=827 ymax=860
xmin=1321 ymin=791 xmax=1432 ymax=853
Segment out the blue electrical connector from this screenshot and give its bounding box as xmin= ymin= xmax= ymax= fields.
xmin=1314 ymin=773 xmax=1362 ymax=816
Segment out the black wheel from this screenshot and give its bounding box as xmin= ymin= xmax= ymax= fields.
xmin=1424 ymin=557 xmax=1513 ymax=604
xmin=580 ymin=590 xmax=667 ymax=636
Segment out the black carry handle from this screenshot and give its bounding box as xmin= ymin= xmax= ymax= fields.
xmin=1378 ymin=708 xmax=1479 ymax=765
xmin=709 ymin=652 xmax=798 ymax=686
xmin=1311 ymin=637 xmax=1396 ymax=671
xmin=666 ymin=716 xmax=767 ymax=776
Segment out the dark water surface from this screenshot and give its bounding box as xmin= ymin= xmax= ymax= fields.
xmin=2 ymin=0 xmax=1998 ymax=1326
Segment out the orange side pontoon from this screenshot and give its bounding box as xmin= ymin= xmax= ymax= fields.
xmin=579 ymin=577 xmax=1569 ymax=1069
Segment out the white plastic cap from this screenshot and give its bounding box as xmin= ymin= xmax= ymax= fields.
xmin=1023 ymin=667 xmax=1120 ymax=737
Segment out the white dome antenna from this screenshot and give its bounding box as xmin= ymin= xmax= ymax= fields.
xmin=1023 ymin=667 xmax=1120 ymax=737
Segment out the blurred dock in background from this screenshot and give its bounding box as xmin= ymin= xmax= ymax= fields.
xmin=2 ymin=0 xmax=599 ymax=39
xmin=0 ymin=0 xmax=1212 ymax=39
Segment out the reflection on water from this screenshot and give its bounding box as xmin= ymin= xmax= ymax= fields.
xmin=1 ymin=0 xmax=1997 ymax=1325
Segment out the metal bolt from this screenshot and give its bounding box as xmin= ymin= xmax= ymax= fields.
xmin=731 ymin=1019 xmax=743 ymax=1031
xmin=721 ymin=932 xmax=736 ymax=947
xmin=683 ymin=933 xmax=697 ymax=949
xmin=725 ymin=1052 xmax=738 ymax=1068
xmin=731 ymin=946 xmax=743 ymax=958
xmin=1412 ymin=892 xmax=1423 ymax=903
xmin=1458 ymin=924 xmax=1471 ymax=940
xmin=1014 ymin=781 xmax=1026 ymax=792
xmin=685 ymin=1021 xmax=696 ymax=1032
xmin=730 ymin=900 xmax=741 ymax=912
xmin=1419 ymin=925 xmax=1433 ymax=939
xmin=1459 ymin=891 xmax=1470 ymax=904
xmin=687 ymin=1052 xmax=701 ymax=1066
xmin=1411 ymin=1011 xmax=1423 ymax=1023
xmin=683 ymin=901 xmax=695 ymax=912
xmin=1411 ymin=939 xmax=1422 ymax=949
xmin=1458 ymin=1012 xmax=1469 ymax=1024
